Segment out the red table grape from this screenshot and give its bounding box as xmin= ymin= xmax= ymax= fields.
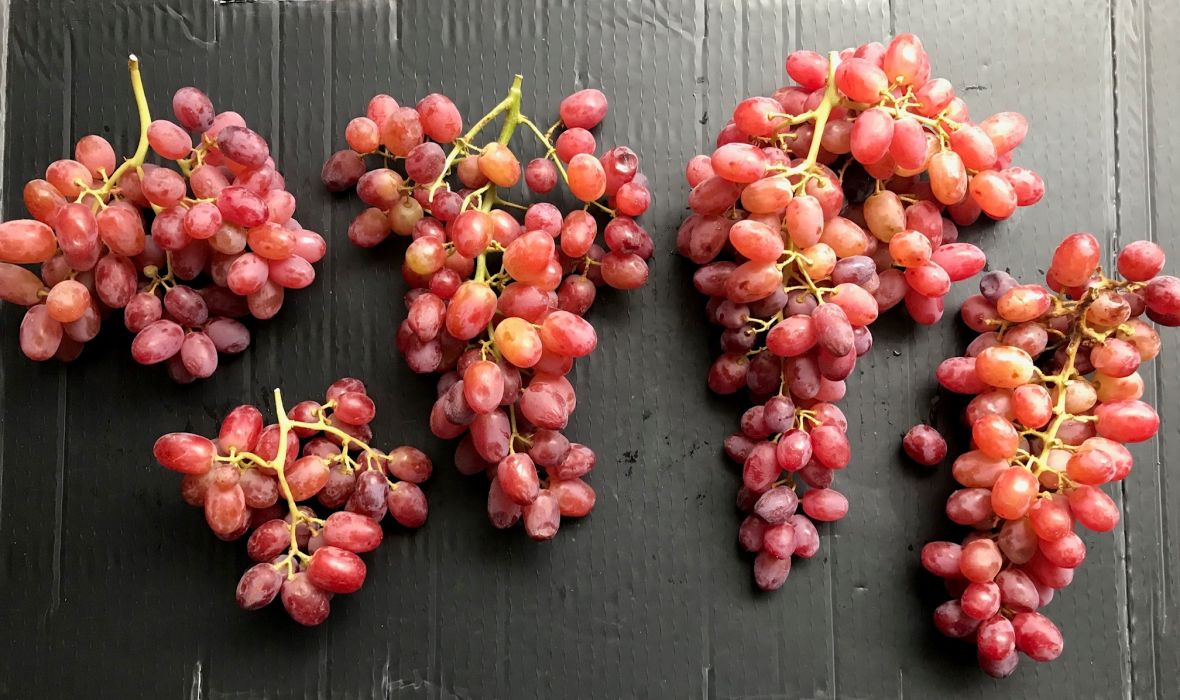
xmin=0 ymin=56 xmax=325 ymax=380
xmin=325 ymin=75 xmax=652 ymax=540
xmin=920 ymin=233 xmax=1177 ymax=675
xmin=681 ymin=33 xmax=1042 ymax=591
xmin=902 ymin=424 xmax=948 ymax=466
xmin=155 ymin=379 xmax=431 ymax=625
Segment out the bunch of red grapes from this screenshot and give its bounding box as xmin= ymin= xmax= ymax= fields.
xmin=322 ymin=77 xmax=652 ymax=540
xmin=679 ymin=34 xmax=1043 ymax=590
xmin=914 ymin=233 xmax=1177 ymax=676
xmin=154 ymin=378 xmax=430 ymax=625
xmin=0 ymin=56 xmax=325 ymax=381
xmin=684 ymin=34 xmax=1043 ymax=590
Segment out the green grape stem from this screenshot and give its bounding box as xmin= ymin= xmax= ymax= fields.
xmin=70 ymin=56 xmax=184 ymax=286
xmin=215 ymin=388 xmax=387 ymax=579
xmin=95 ymin=55 xmax=152 ymax=202
xmin=1012 ymin=276 xmax=1143 ymax=491
xmin=426 ymin=74 xmax=524 ymax=201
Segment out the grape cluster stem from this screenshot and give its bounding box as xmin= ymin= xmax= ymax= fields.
xmin=1006 ymin=277 xmax=1141 ymax=488
xmin=213 ymin=389 xmax=391 ymax=580
xmin=70 ymin=56 xmax=180 ymax=283
xmin=86 ymin=56 xmax=152 ymax=203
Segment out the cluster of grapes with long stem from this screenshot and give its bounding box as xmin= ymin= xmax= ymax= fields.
xmin=916 ymin=233 xmax=1178 ymax=676
xmin=679 ymin=33 xmax=1042 ymax=590
xmin=0 ymin=56 xmax=325 ymax=381
xmin=155 ymin=378 xmax=430 ymax=625
xmin=324 ymin=78 xmax=652 ymax=539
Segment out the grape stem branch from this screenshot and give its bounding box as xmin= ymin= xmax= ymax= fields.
xmin=213 ymin=388 xmax=387 ymax=579
xmin=96 ymin=55 xmax=152 ymax=201
xmin=1014 ymin=278 xmax=1131 ymax=488
xmin=427 ymin=74 xmax=524 ymax=201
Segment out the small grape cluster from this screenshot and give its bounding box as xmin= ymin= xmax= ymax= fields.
xmin=680 ymin=34 xmax=1041 ymax=590
xmin=915 ymin=233 xmax=1177 ymax=676
xmin=0 ymin=57 xmax=325 ymax=381
xmin=154 ymin=378 xmax=430 ymax=626
xmin=324 ymin=78 xmax=652 ymax=539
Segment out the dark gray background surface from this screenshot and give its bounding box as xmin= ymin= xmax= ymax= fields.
xmin=0 ymin=0 xmax=1176 ymax=698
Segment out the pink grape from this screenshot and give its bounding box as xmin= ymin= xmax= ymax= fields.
xmin=132 ymin=320 xmax=185 ymax=364
xmin=148 ymin=120 xmax=194 ymax=159
xmin=903 ymin=424 xmax=947 ymax=465
xmin=74 ymin=135 xmax=116 ymax=178
xmin=173 ymin=87 xmax=215 ymax=132
xmin=559 ymin=89 xmax=608 ymax=129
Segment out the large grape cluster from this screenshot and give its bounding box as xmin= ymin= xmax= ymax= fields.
xmin=0 ymin=57 xmax=325 ymax=381
xmin=678 ymin=33 xmax=1042 ymax=590
xmin=154 ymin=378 xmax=430 ymax=626
xmin=919 ymin=233 xmax=1177 ymax=676
xmin=323 ymin=78 xmax=652 ymax=539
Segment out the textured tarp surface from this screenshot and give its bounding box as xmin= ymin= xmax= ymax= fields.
xmin=0 ymin=1 xmax=1177 ymax=698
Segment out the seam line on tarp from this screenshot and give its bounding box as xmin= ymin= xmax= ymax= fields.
xmin=1110 ymin=1 xmax=1124 ymax=250
xmin=216 ymin=0 xmax=304 ymax=5
xmin=46 ymin=24 xmax=73 ymax=620
xmin=320 ymin=0 xmax=334 ymax=387
xmin=694 ymin=0 xmax=707 ymax=151
xmin=188 ymin=659 xmax=203 ymax=700
xmin=165 ymin=4 xmax=217 ymax=47
xmin=50 ymin=366 xmax=66 ymax=616
xmin=270 ymin=3 xmax=281 ymax=155
xmin=792 ymin=0 xmax=801 ymax=81
xmin=1126 ymin=8 xmax=1171 ymax=683
xmin=0 ymin=0 xmax=11 ymax=535
xmin=0 ymin=0 xmax=9 ymax=221
xmin=1110 ymin=1 xmax=1140 ymax=697
xmin=1136 ymin=0 xmax=1168 ymax=691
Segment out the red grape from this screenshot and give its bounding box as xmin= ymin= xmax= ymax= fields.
xmin=154 ymin=381 xmax=431 ymax=625
xmin=1 ymin=60 xmax=327 ymax=380
xmin=921 ymin=233 xmax=1177 ymax=675
xmin=327 ymin=78 xmax=651 ymax=540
